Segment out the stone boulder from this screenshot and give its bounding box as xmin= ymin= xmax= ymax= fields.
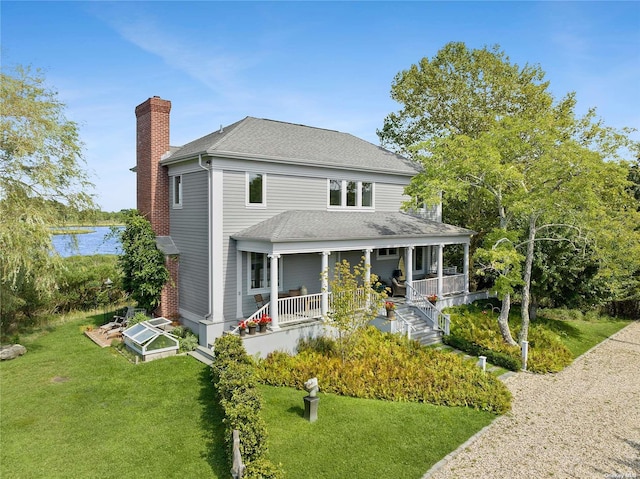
xmin=0 ymin=344 xmax=27 ymax=360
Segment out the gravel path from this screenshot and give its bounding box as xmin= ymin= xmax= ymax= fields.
xmin=425 ymin=321 xmax=640 ymax=479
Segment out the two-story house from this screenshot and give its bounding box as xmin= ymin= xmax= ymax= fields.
xmin=135 ymin=96 xmax=483 ymax=358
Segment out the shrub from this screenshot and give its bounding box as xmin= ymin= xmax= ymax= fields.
xmin=258 ymin=327 xmax=511 ymax=414
xmin=445 ymin=302 xmax=573 ymax=373
xmin=211 ymin=335 xmax=283 ymax=478
xmin=178 ymin=331 xmax=198 ymax=352
xmin=53 ymin=255 xmax=126 ymax=313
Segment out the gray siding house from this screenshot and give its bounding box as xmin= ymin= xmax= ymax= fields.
xmin=135 ymin=97 xmax=477 ymax=356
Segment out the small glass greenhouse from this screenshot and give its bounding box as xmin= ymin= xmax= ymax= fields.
xmin=122 ymin=318 xmax=179 ymax=362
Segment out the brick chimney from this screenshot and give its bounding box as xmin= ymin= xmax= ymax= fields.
xmin=135 ymin=97 xmax=178 ymax=318
xmin=135 ymin=96 xmax=171 ymax=236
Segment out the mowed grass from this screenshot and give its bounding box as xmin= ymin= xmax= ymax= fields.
xmin=2 ymin=312 xmax=499 ymax=479
xmin=536 ymin=314 xmax=632 ymax=358
xmin=0 ymin=313 xmax=227 ymax=479
xmin=260 ymin=385 xmax=495 ymax=479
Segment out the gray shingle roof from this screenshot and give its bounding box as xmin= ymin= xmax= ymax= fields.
xmin=231 ymin=211 xmax=473 ymax=243
xmin=163 ymin=117 xmax=418 ymax=175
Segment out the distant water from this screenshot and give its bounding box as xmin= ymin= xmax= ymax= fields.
xmin=51 ymin=226 xmax=123 ymax=257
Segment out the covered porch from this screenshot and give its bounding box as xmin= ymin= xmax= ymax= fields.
xmin=232 ymin=211 xmax=475 ymax=330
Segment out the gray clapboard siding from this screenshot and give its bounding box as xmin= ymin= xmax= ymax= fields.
xmin=170 ymin=170 xmax=209 ymax=317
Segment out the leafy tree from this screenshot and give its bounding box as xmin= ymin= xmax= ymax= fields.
xmin=380 ymin=42 xmax=640 ymax=344
xmin=322 ymin=259 xmax=386 ymax=362
xmin=0 ymin=65 xmax=95 ymax=327
xmin=118 ymin=211 xmax=169 ymax=313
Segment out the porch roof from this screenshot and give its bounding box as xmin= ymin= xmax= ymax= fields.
xmin=232 ymin=211 xmax=473 ymax=248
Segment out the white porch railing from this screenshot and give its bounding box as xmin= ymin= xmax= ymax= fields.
xmin=242 ymin=289 xmax=376 ymax=332
xmin=412 ymin=273 xmax=466 ymax=297
xmin=395 ymin=309 xmax=417 ymax=340
xmin=278 ymin=292 xmax=324 ymax=325
xmin=427 ymin=266 xmax=458 ymax=275
xmin=406 ymin=283 xmax=450 ymax=335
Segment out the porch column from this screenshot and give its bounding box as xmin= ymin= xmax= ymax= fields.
xmin=363 ymin=248 xmax=372 ymax=284
xmin=437 ymin=244 xmax=444 ymax=298
xmin=405 ymin=246 xmax=414 ymax=303
xmin=320 ymin=251 xmax=330 ymax=317
xmin=364 ymin=248 xmax=372 ymax=308
xmin=463 ymin=242 xmax=470 ymax=294
xmin=269 ymin=253 xmax=280 ymax=330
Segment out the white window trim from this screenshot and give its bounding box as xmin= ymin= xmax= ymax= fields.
xmin=376 ymin=248 xmax=399 ymax=260
xmin=246 ymin=172 xmax=267 ymax=208
xmin=327 ymin=179 xmax=375 ymax=210
xmin=247 ymin=252 xmax=282 ymax=294
xmin=172 ymin=175 xmax=183 ymax=209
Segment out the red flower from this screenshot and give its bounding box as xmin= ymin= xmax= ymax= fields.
xmin=258 ymin=315 xmax=272 ymax=325
xmin=238 ymin=320 xmax=247 ymax=329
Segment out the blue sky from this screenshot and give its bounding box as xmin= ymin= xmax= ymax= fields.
xmin=3 ymin=1 xmax=639 ymax=212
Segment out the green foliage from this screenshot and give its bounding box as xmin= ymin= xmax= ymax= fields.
xmin=379 ymin=41 xmax=640 ymax=341
xmin=322 ymin=259 xmax=387 ymax=362
xmin=443 ymin=335 xmax=520 ymax=371
xmin=118 ymin=211 xmax=169 ymax=314
xmin=211 ymin=335 xmax=283 ymax=477
xmin=530 ymin=237 xmax=610 ymax=309
xmin=446 ymin=302 xmax=573 ymax=373
xmin=244 ymin=457 xmax=284 ymax=479
xmin=52 ymin=255 xmax=125 ymax=313
xmin=172 ymin=327 xmax=198 ymax=352
xmin=474 ymin=229 xmax=524 ymax=297
xmin=258 ymin=327 xmax=511 ymax=414
xmin=0 ymin=65 xmax=95 ymax=327
xmin=127 ymin=312 xmax=148 ymax=327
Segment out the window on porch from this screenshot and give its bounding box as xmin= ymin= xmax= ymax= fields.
xmin=248 ymin=252 xmax=281 ymax=292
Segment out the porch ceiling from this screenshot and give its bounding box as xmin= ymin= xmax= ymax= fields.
xmin=232 ymin=211 xmax=473 ymax=253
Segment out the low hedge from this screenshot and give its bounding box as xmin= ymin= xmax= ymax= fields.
xmin=443 ymin=335 xmax=521 ymax=371
xmin=258 ymin=327 xmax=511 ymax=414
xmin=211 ymin=335 xmax=283 ymax=479
xmin=445 ymin=303 xmax=573 ymax=373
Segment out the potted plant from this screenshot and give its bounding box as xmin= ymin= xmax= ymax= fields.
xmin=258 ymin=314 xmax=271 ymax=333
xmin=238 ymin=320 xmax=247 ymax=337
xmin=385 ymin=301 xmax=396 ymax=320
xmin=427 ymin=294 xmax=438 ymax=304
xmin=247 ymin=320 xmax=258 ymax=335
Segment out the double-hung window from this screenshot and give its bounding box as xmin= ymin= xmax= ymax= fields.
xmin=328 ymin=180 xmax=373 ymax=209
xmin=248 ymin=252 xmax=282 ymax=292
xmin=246 ymin=172 xmax=266 ymax=207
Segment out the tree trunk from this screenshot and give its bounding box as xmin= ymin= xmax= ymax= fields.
xmin=498 ymin=293 xmax=518 ymax=346
xmin=520 ymin=215 xmax=537 ymax=343
xmin=529 ymin=296 xmax=538 ymax=321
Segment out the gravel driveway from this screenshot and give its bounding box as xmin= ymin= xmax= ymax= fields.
xmin=425 ymin=321 xmax=640 ymax=479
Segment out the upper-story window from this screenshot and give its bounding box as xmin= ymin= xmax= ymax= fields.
xmin=172 ymin=175 xmax=182 ymax=208
xmin=328 ymin=180 xmax=374 ymax=209
xmin=246 ymin=172 xmax=266 ymax=207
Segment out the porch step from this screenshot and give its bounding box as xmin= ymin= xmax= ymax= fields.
xmin=395 ymin=305 xmax=444 ymax=347
xmin=188 ymin=345 xmax=215 ymax=366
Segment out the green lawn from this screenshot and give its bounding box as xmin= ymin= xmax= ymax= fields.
xmin=0 ymin=314 xmax=226 ymax=479
xmin=536 ymin=315 xmax=632 ymax=358
xmin=3 ymin=310 xmax=627 ymax=478
xmin=1 ymin=313 xmax=497 ymax=479
xmin=260 ymin=385 xmax=494 ymax=479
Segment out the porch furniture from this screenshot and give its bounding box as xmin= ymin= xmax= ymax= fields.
xmin=391 ymin=277 xmax=406 ymax=297
xmin=254 ymin=294 xmax=266 ymax=308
